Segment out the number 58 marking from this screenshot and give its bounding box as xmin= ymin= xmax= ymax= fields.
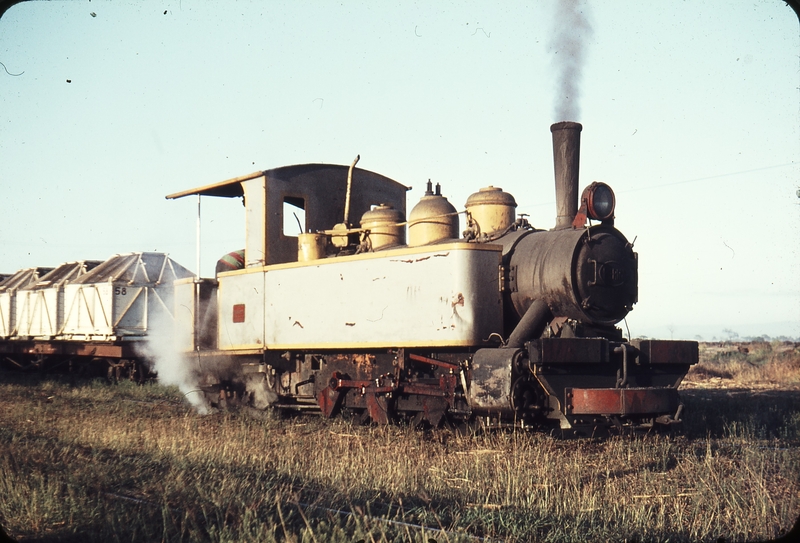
xmin=114 ymin=287 xmax=127 ymax=295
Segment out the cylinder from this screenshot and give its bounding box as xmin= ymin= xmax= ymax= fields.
xmin=297 ymin=233 xmax=326 ymax=262
xmin=550 ymin=121 xmax=582 ymax=230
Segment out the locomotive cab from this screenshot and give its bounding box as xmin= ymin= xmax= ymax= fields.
xmin=167 ymin=163 xmax=409 ymax=268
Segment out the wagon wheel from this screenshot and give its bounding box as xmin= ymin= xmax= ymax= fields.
xmin=84 ymin=357 xmax=106 ymax=377
xmin=130 ymin=360 xmax=149 ymax=383
xmin=64 ymin=357 xmax=81 ymax=385
xmin=127 ymin=359 xmax=138 ymax=382
xmin=78 ymin=358 xmax=95 ymax=377
xmin=121 ymin=359 xmax=145 ymax=383
xmin=31 ymin=354 xmax=48 ymax=373
xmin=105 ymin=358 xmax=127 ymax=382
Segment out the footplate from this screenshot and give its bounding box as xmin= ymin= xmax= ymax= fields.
xmin=564 ymin=387 xmax=679 ymax=416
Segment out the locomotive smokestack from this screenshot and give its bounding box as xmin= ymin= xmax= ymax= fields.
xmin=550 ymin=121 xmax=582 ymax=229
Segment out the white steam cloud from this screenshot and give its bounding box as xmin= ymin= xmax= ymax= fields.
xmin=549 ymin=0 xmax=593 ymax=121
xmin=134 ymin=308 xmax=211 ymax=414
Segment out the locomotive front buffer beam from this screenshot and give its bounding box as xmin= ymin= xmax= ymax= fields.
xmin=467 ymin=338 xmax=698 ymax=433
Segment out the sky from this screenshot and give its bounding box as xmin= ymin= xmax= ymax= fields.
xmin=1 ymin=0 xmax=798 ymax=341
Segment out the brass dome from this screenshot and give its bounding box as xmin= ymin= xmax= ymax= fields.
xmin=464 ymin=186 xmax=517 ymax=235
xmin=360 ymin=204 xmax=405 ymax=251
xmin=408 ymin=181 xmax=459 ymax=247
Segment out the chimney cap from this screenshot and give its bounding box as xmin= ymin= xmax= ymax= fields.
xmin=550 ymin=121 xmax=583 ymax=133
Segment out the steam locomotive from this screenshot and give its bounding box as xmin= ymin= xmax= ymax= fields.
xmin=162 ymin=122 xmax=698 ymax=434
xmin=0 ymin=122 xmax=697 ymax=433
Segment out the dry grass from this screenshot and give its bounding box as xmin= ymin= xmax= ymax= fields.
xmin=1 ymin=345 xmax=799 ymax=542
xmin=687 ymin=341 xmax=800 ymax=386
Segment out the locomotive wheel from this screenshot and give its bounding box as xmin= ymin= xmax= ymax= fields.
xmin=353 ymin=409 xmax=371 ymax=426
xmin=447 ymin=417 xmax=485 ymax=436
xmin=510 ymin=377 xmax=546 ymax=426
xmin=339 ymin=406 xmax=357 ymax=422
xmin=410 ymin=411 xmax=426 ymax=429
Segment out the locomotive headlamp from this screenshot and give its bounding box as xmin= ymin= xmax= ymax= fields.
xmin=571 ymin=182 xmax=616 ymax=228
xmin=586 ymin=182 xmax=615 ymax=220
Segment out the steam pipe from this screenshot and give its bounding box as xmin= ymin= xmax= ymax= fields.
xmin=343 ymin=154 xmax=360 ymax=226
xmin=505 ymin=299 xmax=552 ymax=349
xmin=550 ymin=121 xmax=582 ymax=230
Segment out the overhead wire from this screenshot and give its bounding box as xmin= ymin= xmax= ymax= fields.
xmin=517 ymin=161 xmax=797 ymax=211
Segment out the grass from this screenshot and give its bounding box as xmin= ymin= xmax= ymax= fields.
xmin=1 ymin=343 xmax=799 ymax=542
xmin=687 ymin=340 xmax=800 ymax=385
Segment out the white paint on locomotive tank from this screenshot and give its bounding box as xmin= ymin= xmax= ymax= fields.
xmin=215 ymin=243 xmax=504 ymax=350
